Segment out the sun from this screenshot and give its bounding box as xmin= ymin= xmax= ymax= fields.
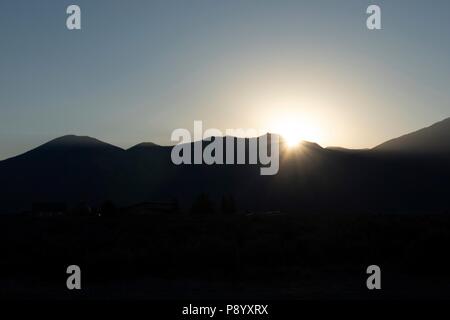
xmin=269 ymin=116 xmax=322 ymax=148
xmin=279 ymin=125 xmax=302 ymax=147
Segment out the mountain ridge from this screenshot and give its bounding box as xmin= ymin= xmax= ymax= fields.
xmin=1 ymin=118 xmax=450 ymax=214
xmin=374 ymin=117 xmax=450 ymax=153
xmin=4 ymin=116 xmax=450 ymax=163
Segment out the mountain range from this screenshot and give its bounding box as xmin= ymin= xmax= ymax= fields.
xmin=1 ymin=118 xmax=450 ymax=214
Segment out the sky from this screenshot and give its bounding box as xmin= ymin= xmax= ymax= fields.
xmin=1 ymin=0 xmax=450 ymax=159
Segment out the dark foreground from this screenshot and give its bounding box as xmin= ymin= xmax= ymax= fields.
xmin=0 ymin=212 xmax=450 ymax=300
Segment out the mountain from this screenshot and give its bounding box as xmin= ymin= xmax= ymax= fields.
xmin=9 ymin=135 xmax=122 ymax=156
xmin=127 ymin=142 xmax=161 ymax=151
xmin=326 ymin=146 xmax=369 ymax=153
xmin=2 ymin=135 xmax=124 ymax=165
xmin=374 ymin=117 xmax=450 ymax=154
xmin=1 ymin=119 xmax=450 ymax=214
xmin=38 ymin=135 xmax=121 ymax=150
xmin=0 ymin=135 xmax=127 ymax=213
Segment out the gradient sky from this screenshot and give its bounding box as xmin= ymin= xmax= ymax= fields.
xmin=1 ymin=0 xmax=450 ymax=159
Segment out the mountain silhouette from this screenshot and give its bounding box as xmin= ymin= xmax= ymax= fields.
xmin=18 ymin=135 xmax=123 ymax=156
xmin=374 ymin=117 xmax=450 ymax=154
xmin=43 ymin=135 xmax=121 ymax=149
xmin=128 ymin=142 xmax=161 ymax=151
xmin=0 ymin=119 xmax=450 ymax=214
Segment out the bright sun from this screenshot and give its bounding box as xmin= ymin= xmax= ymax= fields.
xmin=279 ymin=125 xmax=302 ymax=147
xmin=269 ymin=117 xmax=322 ymax=148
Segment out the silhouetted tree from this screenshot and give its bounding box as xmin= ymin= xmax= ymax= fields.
xmin=190 ymin=193 xmax=214 ymax=215
xmin=221 ymin=194 xmax=237 ymax=215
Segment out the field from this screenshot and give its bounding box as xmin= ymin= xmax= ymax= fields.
xmin=1 ymin=212 xmax=450 ymax=299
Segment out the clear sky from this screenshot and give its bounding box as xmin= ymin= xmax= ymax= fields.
xmin=1 ymin=0 xmax=450 ymax=159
